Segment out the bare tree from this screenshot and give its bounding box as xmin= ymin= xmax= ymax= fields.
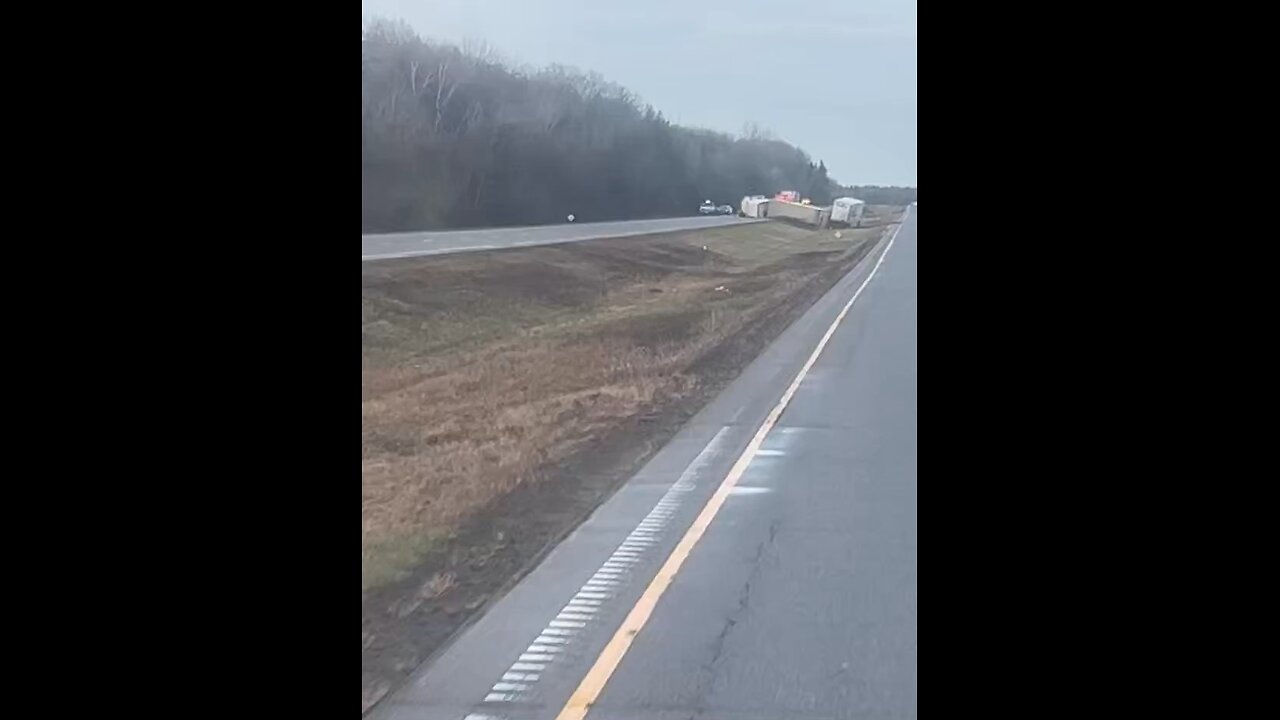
xmin=360 ymin=18 xmax=883 ymax=233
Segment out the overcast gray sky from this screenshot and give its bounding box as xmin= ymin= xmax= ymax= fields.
xmin=361 ymin=0 xmax=916 ymax=187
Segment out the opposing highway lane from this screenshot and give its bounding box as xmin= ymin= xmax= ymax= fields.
xmin=361 ymin=215 xmax=759 ymax=261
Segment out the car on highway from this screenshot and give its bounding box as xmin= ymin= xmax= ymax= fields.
xmin=716 ymin=204 xmax=734 ymax=215
xmin=698 ymin=201 xmax=716 ymax=215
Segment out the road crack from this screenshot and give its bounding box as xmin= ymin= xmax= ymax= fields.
xmin=685 ymin=519 xmax=780 ymax=719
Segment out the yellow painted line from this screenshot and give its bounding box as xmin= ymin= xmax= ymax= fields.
xmin=554 ymin=208 xmax=909 ymax=720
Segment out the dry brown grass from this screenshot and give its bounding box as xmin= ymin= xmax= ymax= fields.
xmin=360 ymin=217 xmax=889 ymax=593
xmin=361 ymin=339 xmax=691 ymax=589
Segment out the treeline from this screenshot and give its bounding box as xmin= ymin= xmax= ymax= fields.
xmin=362 ymin=19 xmax=907 ymax=233
xmin=836 ymin=185 xmax=917 ymax=206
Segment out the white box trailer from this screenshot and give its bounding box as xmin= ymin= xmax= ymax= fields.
xmin=769 ymin=199 xmax=831 ymax=228
xmin=740 ymin=195 xmax=770 ymax=218
xmin=831 ymin=197 xmax=866 ymax=226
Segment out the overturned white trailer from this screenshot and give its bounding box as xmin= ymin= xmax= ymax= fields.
xmin=831 ymin=197 xmax=866 ymax=227
xmin=740 ymin=195 xmax=770 ymax=218
xmin=768 ymin=199 xmax=831 ymax=228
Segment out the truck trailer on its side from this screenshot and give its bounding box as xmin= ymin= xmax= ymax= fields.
xmin=768 ymin=198 xmax=831 ymax=228
xmin=740 ymin=195 xmax=770 ymax=218
xmin=831 ymin=197 xmax=866 ymax=227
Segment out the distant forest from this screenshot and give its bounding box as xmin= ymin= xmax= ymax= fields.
xmin=362 ymin=19 xmax=916 ymax=233
xmin=835 ymin=185 xmax=918 ymax=206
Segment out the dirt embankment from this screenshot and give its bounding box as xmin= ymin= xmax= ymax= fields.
xmin=361 ymin=209 xmax=901 ymax=713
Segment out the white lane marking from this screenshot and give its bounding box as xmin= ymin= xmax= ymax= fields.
xmin=504 ymin=672 xmax=541 ymax=682
xmin=729 ymin=486 xmax=774 ymax=496
xmin=535 ymin=635 xmax=570 ymax=644
xmin=574 ymin=592 xmax=609 ymax=600
xmin=540 ymin=628 xmax=576 ymax=637
xmin=491 ymin=682 xmax=529 ymax=693
xmin=519 ymin=653 xmax=556 ymax=662
xmin=511 ymin=662 xmax=546 ymax=671
xmin=527 ymin=645 xmax=563 ymax=654
xmin=755 ymin=449 xmax=785 ymax=457
xmin=551 ymin=620 xmax=587 ymax=628
xmin=484 ymin=693 xmax=514 ymax=703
